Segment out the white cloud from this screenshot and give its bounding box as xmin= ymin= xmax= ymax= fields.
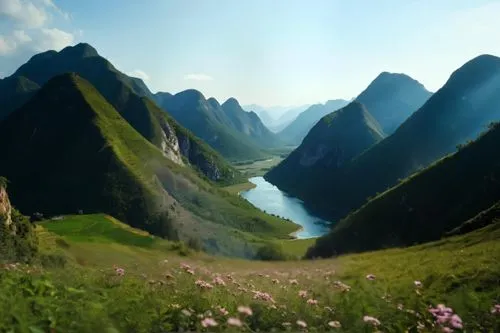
xmin=40 ymin=0 xmax=69 ymax=20
xmin=34 ymin=27 xmax=74 ymax=51
xmin=0 ymin=0 xmax=48 ymax=28
xmin=184 ymin=73 xmax=214 ymax=81
xmin=0 ymin=35 xmax=16 ymax=55
xmin=127 ymin=69 xmax=150 ymax=81
xmin=12 ymin=29 xmax=31 ymax=43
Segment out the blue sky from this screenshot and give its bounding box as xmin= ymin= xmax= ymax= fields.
xmin=1 ymin=0 xmax=499 ymax=107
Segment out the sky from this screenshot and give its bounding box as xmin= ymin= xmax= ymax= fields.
xmin=1 ymin=0 xmax=500 ymax=107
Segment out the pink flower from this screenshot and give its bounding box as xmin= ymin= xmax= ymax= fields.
xmin=213 ymin=276 xmax=226 ymax=286
xmin=237 ymin=305 xmax=253 ymax=316
xmin=195 ymin=279 xmax=213 ymax=289
xmin=363 ymin=315 xmax=381 ymax=326
xmin=491 ymin=304 xmax=500 ymax=315
xmin=328 ymin=321 xmax=341 ymax=328
xmin=298 ymin=290 xmax=308 ymax=298
xmin=227 ymin=317 xmax=243 ymax=327
xmin=366 ymin=274 xmax=376 ymax=281
xmin=414 ymin=280 xmax=423 ymax=288
xmin=115 ymin=267 xmax=125 ymax=276
xmin=296 ymin=320 xmax=307 ymax=328
xmin=307 ymin=298 xmax=318 ymax=305
xmin=253 ymin=291 xmax=275 ymax=303
xmin=450 ymin=314 xmax=463 ymax=329
xmin=218 ymin=307 xmax=229 ymax=316
xmin=201 ymin=317 xmax=218 ymax=328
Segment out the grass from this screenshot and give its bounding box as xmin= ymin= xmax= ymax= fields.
xmin=0 ymin=214 xmax=498 ymax=332
xmin=222 ymin=182 xmax=256 ymax=195
xmin=233 ymin=156 xmax=284 ymax=177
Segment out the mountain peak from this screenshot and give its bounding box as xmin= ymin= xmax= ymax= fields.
xmin=445 ymin=54 xmax=500 ymax=89
xmin=222 ymin=97 xmax=242 ymax=109
xmin=207 ymin=97 xmax=221 ymax=108
xmin=59 ymin=42 xmax=99 ymax=58
xmin=175 ymin=89 xmax=206 ymax=101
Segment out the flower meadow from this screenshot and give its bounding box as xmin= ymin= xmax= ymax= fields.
xmin=0 ymin=257 xmax=498 ymax=333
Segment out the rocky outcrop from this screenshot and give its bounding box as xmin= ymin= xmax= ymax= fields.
xmin=0 ymin=184 xmax=13 ymax=229
xmin=177 ymin=133 xmax=223 ymax=181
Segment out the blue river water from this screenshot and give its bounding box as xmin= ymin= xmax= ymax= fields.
xmin=239 ymin=176 xmax=331 ymax=239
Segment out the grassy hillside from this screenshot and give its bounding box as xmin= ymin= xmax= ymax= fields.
xmin=0 ymin=211 xmax=498 ymax=332
xmin=0 ymin=74 xmax=298 ymax=258
xmin=0 ymin=43 xmax=238 ymax=184
xmin=307 ymin=122 xmax=500 ymax=258
xmin=283 ymin=54 xmax=500 ymax=222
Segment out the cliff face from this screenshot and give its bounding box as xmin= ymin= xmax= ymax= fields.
xmin=0 ymin=185 xmax=13 ymax=230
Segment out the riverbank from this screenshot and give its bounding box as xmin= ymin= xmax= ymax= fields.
xmin=222 ymin=181 xmax=256 ymax=195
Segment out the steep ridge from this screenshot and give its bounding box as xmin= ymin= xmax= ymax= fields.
xmin=0 ymin=43 xmax=237 ymax=182
xmin=286 ymin=54 xmax=500 ymax=221
xmin=0 ymin=74 xmax=297 ymax=257
xmin=355 ymin=72 xmax=432 ymax=134
xmin=265 ymin=102 xmax=385 ymax=188
xmin=221 ymin=97 xmax=283 ymax=148
xmin=306 ymin=121 xmax=500 ymax=258
xmin=278 ymin=99 xmax=349 ymax=145
xmin=157 ymin=90 xmax=268 ymax=161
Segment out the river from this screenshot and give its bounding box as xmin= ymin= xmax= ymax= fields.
xmin=239 ymin=176 xmax=331 ymax=239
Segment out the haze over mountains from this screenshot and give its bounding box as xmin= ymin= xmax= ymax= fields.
xmin=266 ymin=54 xmax=500 ymax=231
xmin=242 ymin=104 xmax=312 ymax=133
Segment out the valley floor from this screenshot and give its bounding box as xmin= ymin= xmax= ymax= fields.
xmin=0 ymin=214 xmax=499 ymax=332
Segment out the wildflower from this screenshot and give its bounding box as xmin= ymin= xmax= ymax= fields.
xmin=237 ymin=306 xmax=253 ymax=316
xmin=186 ymin=269 xmax=195 ymax=275
xmin=213 ymin=276 xmax=226 ymax=286
xmin=414 ymin=280 xmax=423 ymax=288
xmin=298 ymin=290 xmax=308 ymax=298
xmin=429 ymin=303 xmax=463 ymax=331
xmin=282 ymin=322 xmax=291 ymax=327
xmin=363 ymin=315 xmax=381 ymax=326
xmin=165 ymin=273 xmax=174 ymax=279
xmin=253 ymin=291 xmax=275 ymax=303
xmin=181 ymin=309 xmax=192 ymax=317
xmin=195 ymin=279 xmax=213 ymax=289
xmin=289 ymin=279 xmax=299 ymax=285
xmin=115 ymin=267 xmax=125 ymax=276
xmin=296 ymin=320 xmax=307 ymax=328
xmin=450 ymin=314 xmax=463 ymax=329
xmin=272 ymin=278 xmax=280 ymax=284
xmin=332 ymin=280 xmax=351 ymax=292
xmin=491 ymin=304 xmax=500 ymax=315
xmin=307 ymin=298 xmax=318 ymax=305
xmin=227 ymin=317 xmax=243 ymax=327
xmin=201 ymin=317 xmax=218 ymax=328
xmin=180 ymin=263 xmax=191 ymax=270
xmin=218 ymin=307 xmax=229 ymax=316
xmin=328 ymin=321 xmax=341 ymax=328
xmin=366 ymin=274 xmax=376 ymax=281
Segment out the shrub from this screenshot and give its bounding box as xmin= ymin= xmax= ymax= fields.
xmin=255 ymin=242 xmax=289 ymax=261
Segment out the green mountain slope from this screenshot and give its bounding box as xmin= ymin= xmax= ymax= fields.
xmin=278 ymin=99 xmax=349 ymax=145
xmin=0 ymin=74 xmax=298 ymax=257
xmin=284 ymin=54 xmax=500 ymax=221
xmin=355 ymin=72 xmax=432 ymax=134
xmin=221 ymin=97 xmax=283 ymax=148
xmin=265 ymin=102 xmax=385 ymax=190
xmin=0 ymin=76 xmax=40 ymax=119
xmin=0 ymin=43 xmax=237 ymax=183
xmin=306 ymin=122 xmax=500 ymax=258
xmin=157 ymin=89 xmax=268 ymax=161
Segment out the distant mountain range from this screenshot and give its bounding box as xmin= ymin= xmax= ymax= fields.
xmin=266 ymin=54 xmax=500 ymax=225
xmin=243 ymin=104 xmax=311 ymax=133
xmin=277 ymin=99 xmax=349 ymax=145
xmin=153 ymin=91 xmax=283 ymax=161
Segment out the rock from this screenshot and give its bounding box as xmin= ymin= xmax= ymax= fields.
xmin=0 ymin=184 xmax=13 ymax=230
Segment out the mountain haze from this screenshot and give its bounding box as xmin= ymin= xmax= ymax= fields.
xmin=266 ymin=102 xmax=385 ymax=188
xmin=281 ymin=54 xmax=500 ymax=222
xmin=278 ymin=99 xmax=349 ymax=145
